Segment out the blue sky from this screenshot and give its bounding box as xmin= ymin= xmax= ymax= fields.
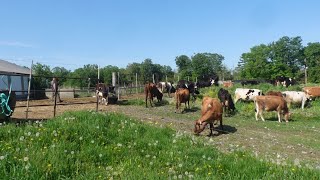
xmin=0 ymin=0 xmax=319 ymax=71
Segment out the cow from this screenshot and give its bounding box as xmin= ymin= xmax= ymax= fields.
xmin=96 ymin=83 xmax=109 ymax=105
xmin=194 ymin=97 xmax=223 ymax=136
xmin=274 ymin=76 xmax=296 ymax=87
xmin=175 ymin=88 xmax=190 ymax=113
xmin=266 ymin=91 xmax=283 ymax=97
xmin=222 ymin=81 xmax=233 ymax=88
xmin=303 ymin=87 xmax=320 ymax=99
xmin=218 ymin=88 xmax=236 ymax=116
xmin=282 ymin=91 xmax=310 ymax=109
xmin=157 ymin=82 xmax=176 ymax=97
xmin=176 ymin=80 xmax=199 ymax=102
xmin=144 ymin=83 xmax=163 ymax=108
xmin=255 ymin=95 xmax=290 ymax=123
xmin=234 ymin=88 xmax=263 ymax=103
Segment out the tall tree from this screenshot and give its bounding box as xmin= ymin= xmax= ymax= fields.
xmin=239 ymin=44 xmax=271 ymax=79
xmin=175 ymin=55 xmax=192 ymax=80
xmin=32 ymin=63 xmax=53 ymax=89
xmin=304 ymin=42 xmax=320 ymax=83
xmin=191 ymin=53 xmax=224 ymax=81
xmin=51 ymin=66 xmax=71 ymax=86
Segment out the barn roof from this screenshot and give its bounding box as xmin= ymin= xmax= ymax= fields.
xmin=0 ymin=59 xmax=30 ymax=75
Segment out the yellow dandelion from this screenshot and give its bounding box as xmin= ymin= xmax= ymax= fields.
xmin=47 ymin=164 xmax=52 ymax=167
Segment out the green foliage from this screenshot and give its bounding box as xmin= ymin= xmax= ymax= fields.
xmin=51 ymin=66 xmax=71 ymax=87
xmin=66 ymin=64 xmax=98 ymax=88
xmin=304 ymin=42 xmax=320 ymax=83
xmin=0 ymin=111 xmax=319 ymax=179
xmin=32 ymin=63 xmax=53 ymax=89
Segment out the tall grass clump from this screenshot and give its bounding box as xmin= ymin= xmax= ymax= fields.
xmin=0 ymin=111 xmax=319 ymax=179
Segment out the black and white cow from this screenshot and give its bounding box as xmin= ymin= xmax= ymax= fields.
xmin=234 ymin=88 xmax=263 ymax=103
xmin=177 ymin=80 xmax=199 ymax=102
xmin=96 ymin=83 xmax=109 ymax=105
xmin=274 ymin=76 xmax=296 ymax=87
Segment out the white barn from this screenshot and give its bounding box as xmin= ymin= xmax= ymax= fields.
xmin=0 ymin=59 xmax=30 ymax=99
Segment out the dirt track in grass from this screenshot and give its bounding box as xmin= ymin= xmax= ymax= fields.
xmin=10 ymin=93 xmax=320 ymax=168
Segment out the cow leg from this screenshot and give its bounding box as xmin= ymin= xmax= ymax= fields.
xmin=301 ymin=99 xmax=305 ymax=109
xmin=145 ymin=94 xmax=148 ymax=108
xmin=208 ymin=122 xmax=214 ymax=136
xmin=277 ymin=111 xmax=282 ymax=123
xmin=255 ymin=103 xmax=259 ymax=121
xmin=259 ymin=111 xmax=265 ymax=121
xmin=219 ymin=115 xmax=223 ymax=130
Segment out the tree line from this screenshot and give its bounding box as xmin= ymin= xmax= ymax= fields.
xmin=31 ymin=36 xmax=320 ymax=89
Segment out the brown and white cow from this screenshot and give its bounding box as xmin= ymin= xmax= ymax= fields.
xmin=303 ymin=87 xmax=320 ymax=99
xmin=175 ymin=88 xmax=190 ymax=113
xmin=144 ymin=83 xmax=163 ymax=108
xmin=194 ymin=97 xmax=223 ymax=136
xmin=254 ymin=96 xmax=290 ymax=123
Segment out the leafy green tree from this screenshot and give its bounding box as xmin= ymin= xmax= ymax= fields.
xmin=100 ymin=65 xmax=119 ymax=85
xmin=51 ymin=66 xmax=71 ymax=86
xmin=269 ymin=36 xmax=304 ymax=79
xmin=175 ymin=55 xmax=192 ymax=80
xmin=140 ymin=59 xmax=154 ymax=83
xmin=191 ymin=53 xmax=224 ymax=81
xmin=67 ymin=64 xmax=98 ymax=88
xmin=239 ymin=44 xmax=272 ymax=79
xmin=32 ymin=63 xmax=53 ymax=89
xmin=304 ymin=42 xmax=320 ymax=83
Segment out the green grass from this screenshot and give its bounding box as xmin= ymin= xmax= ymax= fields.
xmin=0 ymin=111 xmax=319 ymax=179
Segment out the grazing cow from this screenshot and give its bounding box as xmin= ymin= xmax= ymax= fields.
xmin=144 ymin=83 xmax=163 ymax=108
xmin=96 ymin=83 xmax=109 ymax=105
xmin=222 ymin=81 xmax=233 ymax=88
xmin=234 ymin=88 xmax=263 ymax=103
xmin=266 ymin=91 xmax=283 ymax=97
xmin=255 ymin=96 xmax=290 ymax=123
xmin=175 ymin=88 xmax=190 ymax=113
xmin=303 ymin=87 xmax=320 ymax=99
xmin=282 ymin=91 xmax=310 ymax=109
xmin=194 ymin=97 xmax=223 ymax=136
xmin=218 ymin=88 xmax=236 ymax=116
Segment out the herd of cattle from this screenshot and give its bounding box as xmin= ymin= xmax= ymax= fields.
xmin=95 ymin=76 xmax=320 ymax=136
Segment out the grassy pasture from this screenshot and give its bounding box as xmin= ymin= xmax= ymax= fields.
xmin=0 ymin=111 xmax=320 ymax=179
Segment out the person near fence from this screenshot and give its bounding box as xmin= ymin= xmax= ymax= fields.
xmin=51 ymin=77 xmax=62 ymax=103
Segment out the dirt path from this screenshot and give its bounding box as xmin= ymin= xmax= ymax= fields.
xmin=9 ymin=95 xmax=320 ymax=169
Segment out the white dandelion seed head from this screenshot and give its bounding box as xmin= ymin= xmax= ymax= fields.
xmin=27 ymin=132 xmax=31 ymax=136
xmin=178 ymin=174 xmax=183 ymax=179
xmin=117 ymin=143 xmax=122 ymax=147
xmin=0 ymin=156 xmax=4 ymax=160
xmin=35 ymin=132 xmax=40 ymax=137
xmin=20 ymin=136 xmax=25 ymax=141
xmin=149 ymin=162 xmax=153 ymax=165
xmin=91 ymin=140 xmax=95 ymax=143
xmin=23 ymin=157 xmax=29 ymax=161
xmin=71 ymin=151 xmax=74 ymax=154
xmin=79 ymin=137 xmax=83 ymax=140
xmin=178 ymin=164 xmax=183 ymax=168
xmin=99 ymin=154 xmax=102 ymax=157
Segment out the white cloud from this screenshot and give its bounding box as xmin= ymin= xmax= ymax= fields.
xmin=0 ymin=41 xmax=35 ymax=48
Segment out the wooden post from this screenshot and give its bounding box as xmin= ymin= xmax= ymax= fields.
xmin=53 ymin=83 xmax=58 ymax=117
xmin=87 ymin=78 xmax=91 ymax=94
xmin=152 ymin=74 xmax=155 ymax=83
xmin=118 ymin=72 xmax=120 ymax=100
xmin=135 ymin=73 xmax=138 ymax=94
xmin=26 ymin=60 xmax=33 ymax=120
xmin=96 ymin=66 xmax=100 ymax=112
xmin=166 ymin=75 xmax=168 ymax=82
